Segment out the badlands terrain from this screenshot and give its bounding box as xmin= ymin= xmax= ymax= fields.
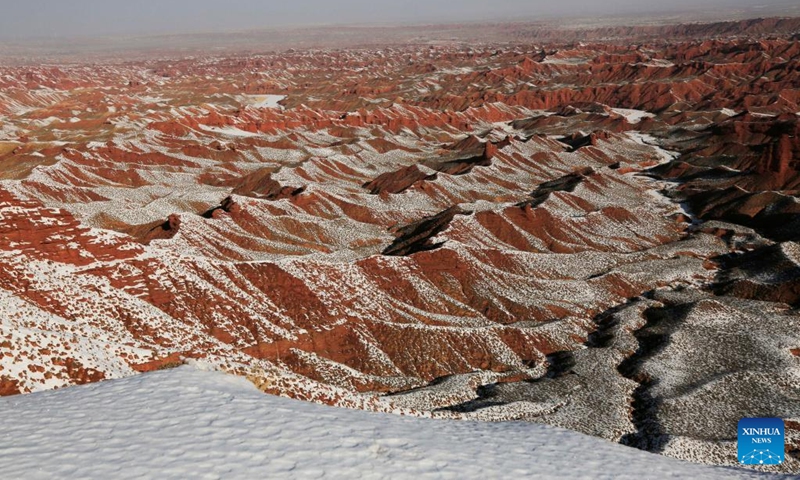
xmin=1 ymin=16 xmax=799 ymax=473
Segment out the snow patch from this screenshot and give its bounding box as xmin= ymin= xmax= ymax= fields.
xmin=198 ymin=124 xmax=261 ymax=138
xmin=0 ymin=367 xmax=762 ymax=480
xmin=239 ymin=94 xmax=287 ymax=109
xmin=611 ymin=108 xmax=655 ymax=124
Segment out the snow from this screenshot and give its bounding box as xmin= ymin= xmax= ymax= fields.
xmin=540 ymin=57 xmax=588 ymax=65
xmin=626 ymin=132 xmax=680 ymax=164
xmin=240 ymin=94 xmax=286 ymax=109
xmin=610 ymin=108 xmax=656 ymax=124
xmin=639 ymin=60 xmax=675 ymax=68
xmin=0 ymin=367 xmax=765 ymax=479
xmin=197 ymin=123 xmax=260 ymax=137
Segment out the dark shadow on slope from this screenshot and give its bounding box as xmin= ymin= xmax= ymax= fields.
xmin=363 ymin=165 xmax=437 ymax=194
xmin=437 ymin=298 xmax=642 ymax=415
xmin=363 ymin=136 xmax=508 ymax=194
xmin=617 ymin=301 xmax=693 ymax=454
xmin=712 ymin=243 xmax=800 ymax=307
xmin=516 ymin=167 xmax=595 ymax=209
xmin=382 ymin=206 xmax=471 ymax=256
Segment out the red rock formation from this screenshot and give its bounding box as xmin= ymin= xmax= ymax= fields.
xmin=0 ymin=19 xmax=797 ymax=426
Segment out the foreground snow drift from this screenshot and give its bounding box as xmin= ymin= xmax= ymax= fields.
xmin=0 ymin=367 xmax=767 ymax=479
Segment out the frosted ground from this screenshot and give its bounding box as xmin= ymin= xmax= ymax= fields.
xmin=0 ymin=366 xmax=778 ymax=479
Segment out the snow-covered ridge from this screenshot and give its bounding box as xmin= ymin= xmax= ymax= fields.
xmin=0 ymin=367 xmax=766 ymax=480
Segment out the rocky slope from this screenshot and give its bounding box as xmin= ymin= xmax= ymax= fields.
xmin=0 ymin=17 xmax=799 ymax=473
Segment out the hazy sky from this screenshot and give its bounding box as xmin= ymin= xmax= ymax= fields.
xmin=0 ymin=0 xmax=791 ymax=40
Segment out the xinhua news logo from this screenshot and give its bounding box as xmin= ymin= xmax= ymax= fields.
xmin=738 ymin=418 xmax=784 ymax=465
